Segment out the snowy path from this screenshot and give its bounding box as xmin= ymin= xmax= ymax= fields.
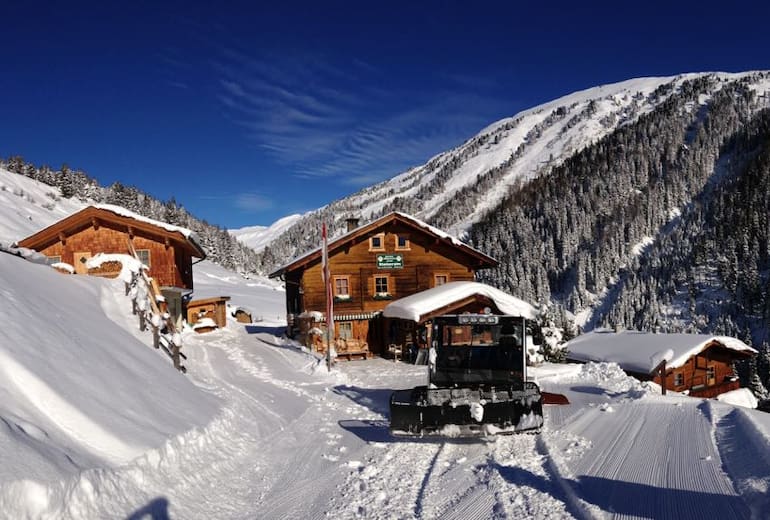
xmin=547 ymin=399 xmax=751 ymax=519
xmin=27 ymin=319 xmax=768 ymax=519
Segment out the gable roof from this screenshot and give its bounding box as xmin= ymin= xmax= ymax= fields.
xmin=17 ymin=204 xmax=206 ymax=258
xmin=268 ymin=212 xmax=497 ymax=278
xmin=565 ymin=330 xmax=756 ymax=374
xmin=382 ymin=281 xmax=537 ymax=323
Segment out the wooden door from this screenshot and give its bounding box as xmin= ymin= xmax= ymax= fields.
xmin=706 ymin=366 xmax=716 ymax=386
xmin=73 ymin=251 xmax=92 ymax=274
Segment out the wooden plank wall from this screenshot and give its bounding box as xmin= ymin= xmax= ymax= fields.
xmin=656 ymin=345 xmax=741 ymax=393
xmin=300 ymin=224 xmax=475 ymax=315
xmin=38 ymin=221 xmax=188 ymax=288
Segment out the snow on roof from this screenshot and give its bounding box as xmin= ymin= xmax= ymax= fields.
xmin=565 ymin=330 xmax=757 ymax=374
xmin=93 ymin=204 xmax=203 ymax=252
xmin=382 ymin=281 xmax=537 ymax=322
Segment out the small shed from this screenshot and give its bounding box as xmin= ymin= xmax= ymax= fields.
xmin=187 ymin=296 xmax=231 ymax=330
xmin=565 ymin=330 xmax=757 ymax=397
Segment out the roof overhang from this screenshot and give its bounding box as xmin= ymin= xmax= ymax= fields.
xmin=17 ymin=206 xmax=206 ymax=259
xmin=269 ymin=212 xmax=497 ymax=278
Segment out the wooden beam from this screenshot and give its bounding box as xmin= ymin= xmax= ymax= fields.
xmin=58 ymin=232 xmax=67 ymax=245
xmin=127 ymin=225 xmax=135 ymax=239
xmin=164 ymin=236 xmax=171 ymax=249
xmin=91 ymin=217 xmax=100 ymax=230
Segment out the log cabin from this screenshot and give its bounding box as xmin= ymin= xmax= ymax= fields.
xmin=565 ymin=330 xmax=757 ymax=397
xmin=17 ymin=204 xmax=206 ymax=292
xmin=268 ymin=212 xmax=498 ymax=357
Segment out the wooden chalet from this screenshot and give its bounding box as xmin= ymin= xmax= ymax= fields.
xmin=268 ymin=212 xmax=497 ymax=357
xmin=17 ymin=204 xmax=206 ymax=291
xmin=565 ymin=330 xmax=757 ymax=398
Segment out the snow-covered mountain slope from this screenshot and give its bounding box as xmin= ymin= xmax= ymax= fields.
xmin=257 ymin=71 xmax=770 ymax=255
xmin=229 ymin=212 xmax=303 ymax=252
xmin=0 ymin=166 xmax=86 ymax=245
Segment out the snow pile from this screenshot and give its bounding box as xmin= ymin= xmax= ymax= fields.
xmin=0 ymin=253 xmax=220 ymax=497
xmin=717 ymin=388 xmax=758 ymax=409
xmin=575 ymin=361 xmax=648 ymax=395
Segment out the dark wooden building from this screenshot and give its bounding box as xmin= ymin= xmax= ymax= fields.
xmin=565 ymin=330 xmax=757 ymax=398
xmin=269 ymin=212 xmax=497 ymax=356
xmin=17 ymin=204 xmax=206 ymax=290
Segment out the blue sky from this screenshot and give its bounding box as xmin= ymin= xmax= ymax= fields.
xmin=1 ymin=1 xmax=768 ymax=229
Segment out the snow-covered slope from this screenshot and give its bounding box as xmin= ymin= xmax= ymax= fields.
xmin=0 ymin=166 xmax=86 ymax=245
xmin=2 ymin=167 xmax=770 ymax=518
xmin=229 ymin=213 xmax=303 ymax=251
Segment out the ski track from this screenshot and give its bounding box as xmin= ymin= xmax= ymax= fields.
xmin=549 ymin=400 xmax=751 ymax=519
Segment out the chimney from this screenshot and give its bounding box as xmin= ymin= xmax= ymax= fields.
xmin=345 ymin=216 xmax=360 ymax=232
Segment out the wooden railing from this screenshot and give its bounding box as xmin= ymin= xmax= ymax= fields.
xmin=127 ymin=239 xmax=186 ymax=372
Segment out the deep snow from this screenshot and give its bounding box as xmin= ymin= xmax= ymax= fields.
xmin=2 ymin=166 xmax=770 ymax=519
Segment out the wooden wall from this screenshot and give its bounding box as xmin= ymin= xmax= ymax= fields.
xmin=655 ymin=343 xmax=743 ymax=394
xmin=38 ymin=220 xmax=191 ymax=289
xmin=300 ymin=224 xmax=475 ymax=315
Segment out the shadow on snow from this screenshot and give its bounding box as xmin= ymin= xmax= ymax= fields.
xmin=125 ymin=497 xmax=170 ymax=520
xmin=494 ymin=463 xmax=750 ymax=518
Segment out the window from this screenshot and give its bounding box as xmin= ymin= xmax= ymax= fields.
xmin=434 ymin=273 xmax=449 ymax=286
xmin=373 ymin=275 xmax=392 ymax=299
xmin=338 ymin=321 xmax=353 ymax=339
xmin=333 ymin=275 xmax=351 ymax=301
xmin=369 ymin=233 xmax=385 ymax=252
xmin=136 ymin=249 xmax=151 ymax=268
xmin=395 ymin=234 xmax=410 ymax=250
xmin=375 ymin=276 xmax=389 ymax=294
xmin=674 ymin=372 xmax=684 ymax=387
xmin=46 ymin=255 xmax=62 ymax=265
xmin=706 ymin=366 xmax=716 ymax=384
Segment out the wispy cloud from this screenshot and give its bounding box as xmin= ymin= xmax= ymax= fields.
xmin=199 ymin=192 xmax=274 ymax=213
xmin=211 ymin=46 xmax=506 ymax=187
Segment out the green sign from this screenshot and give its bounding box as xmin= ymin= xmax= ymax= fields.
xmin=376 ymin=254 xmax=404 ymax=269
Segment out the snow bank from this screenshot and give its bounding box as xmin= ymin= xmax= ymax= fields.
xmin=716 ymin=388 xmax=758 ymax=409
xmin=0 ymin=253 xmax=220 ymax=491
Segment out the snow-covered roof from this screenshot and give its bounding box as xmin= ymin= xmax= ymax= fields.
xmin=382 ymin=281 xmax=537 ymax=322
xmin=18 ymin=204 xmax=205 ymax=258
xmin=94 ymin=204 xmax=202 ymax=247
xmin=269 ymin=212 xmax=495 ymax=278
xmin=565 ymin=330 xmax=757 ymax=374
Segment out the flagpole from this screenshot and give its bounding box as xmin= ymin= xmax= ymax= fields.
xmin=322 ymin=222 xmax=333 ymax=371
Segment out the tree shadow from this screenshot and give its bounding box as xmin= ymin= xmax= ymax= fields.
xmin=125 ymin=497 xmax=170 ymax=520
xmin=494 ymin=463 xmax=750 ymax=518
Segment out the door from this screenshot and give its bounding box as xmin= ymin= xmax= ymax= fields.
xmin=706 ymin=366 xmax=716 ymax=386
xmin=73 ymin=251 xmax=92 ymax=274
